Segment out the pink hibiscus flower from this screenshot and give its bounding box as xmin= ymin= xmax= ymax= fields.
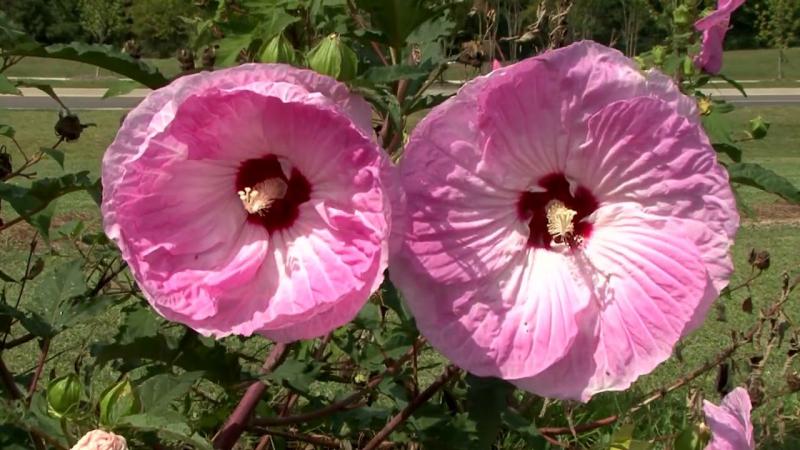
xmin=694 ymin=0 xmax=746 ymax=74
xmin=703 ymin=387 xmax=755 ymax=450
xmin=390 ymin=41 xmax=738 ymax=401
xmin=102 ymin=64 xmax=393 ymax=342
xmin=70 ymin=430 xmax=127 ymax=450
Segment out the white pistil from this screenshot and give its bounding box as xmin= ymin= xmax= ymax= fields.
xmin=237 ymin=178 xmax=288 ymax=215
xmin=545 ymin=200 xmax=578 ymax=243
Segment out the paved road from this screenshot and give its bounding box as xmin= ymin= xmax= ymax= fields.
xmin=2 ymin=86 xmax=800 ymax=110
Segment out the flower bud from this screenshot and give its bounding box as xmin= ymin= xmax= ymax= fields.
xmin=306 ymin=33 xmax=358 ymax=81
xmin=47 ymin=374 xmax=82 ymax=418
xmin=749 ymin=116 xmax=769 ymax=140
xmin=99 ymin=378 xmax=141 ymax=427
xmin=260 ymin=34 xmax=298 ymax=65
xmin=0 ymin=147 xmax=11 ymax=179
xmin=55 ymin=113 xmax=85 ymax=142
xmin=651 ymin=45 xmax=667 ymax=65
xmin=674 ymin=422 xmax=710 ymax=450
xmin=70 ymin=429 xmax=127 ymax=450
xmin=673 ymin=4 xmax=691 ymax=28
xmin=748 ymin=248 xmax=770 ymax=270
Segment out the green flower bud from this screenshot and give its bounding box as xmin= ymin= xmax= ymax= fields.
xmin=306 ymin=33 xmax=358 ymax=81
xmin=47 ymin=374 xmax=82 ymax=419
xmin=652 ymin=45 xmax=667 ymax=65
xmin=749 ymin=116 xmax=770 ymax=140
xmin=261 ymin=34 xmax=298 ymax=65
xmin=99 ymin=378 xmax=141 ymax=427
xmin=673 ymin=4 xmax=691 ymax=28
xmin=674 ymin=423 xmax=711 ymax=450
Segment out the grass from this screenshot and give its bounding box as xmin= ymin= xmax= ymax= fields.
xmin=1 ymin=105 xmax=800 ymax=446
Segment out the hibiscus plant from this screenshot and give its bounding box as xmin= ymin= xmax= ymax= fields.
xmin=1 ymin=1 xmax=799 ymax=450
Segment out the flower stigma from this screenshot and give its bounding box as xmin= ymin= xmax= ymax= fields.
xmin=238 ymin=177 xmax=288 ymax=215
xmin=545 ymin=200 xmax=579 ymax=246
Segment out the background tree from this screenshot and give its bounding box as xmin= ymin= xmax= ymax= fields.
xmin=755 ymin=0 xmax=800 ymax=79
xmin=129 ymin=0 xmax=194 ymax=57
xmin=2 ymin=0 xmax=85 ymax=44
xmin=77 ymin=0 xmax=126 ymax=45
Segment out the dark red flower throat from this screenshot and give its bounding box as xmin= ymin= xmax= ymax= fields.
xmin=517 ymin=173 xmax=598 ymax=249
xmin=235 ymin=155 xmax=311 ymax=233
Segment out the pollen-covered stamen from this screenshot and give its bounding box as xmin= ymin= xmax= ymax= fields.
xmin=238 ymin=177 xmax=289 ymax=215
xmin=545 ymin=200 xmax=578 ymax=243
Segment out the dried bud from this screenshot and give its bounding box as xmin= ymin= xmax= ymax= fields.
xmin=260 ymin=34 xmax=297 ymax=65
xmin=201 ymin=45 xmax=217 ymax=70
xmin=307 ymin=33 xmax=358 ymax=81
xmin=177 ymin=48 xmax=195 ymax=73
xmin=715 ymin=362 xmax=730 ymax=396
xmin=47 ymin=374 xmax=82 ymax=418
xmin=748 ymin=249 xmax=770 ymax=270
xmin=786 ymin=371 xmax=800 ymax=392
xmin=741 ymin=296 xmax=753 ymax=314
xmin=0 ymin=146 xmax=11 ymax=179
xmin=55 ymin=113 xmax=88 ymax=142
xmin=747 ymin=377 xmax=766 ymax=408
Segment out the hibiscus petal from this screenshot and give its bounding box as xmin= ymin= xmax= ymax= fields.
xmin=517 ymin=204 xmax=713 ymax=400
xmin=567 ymin=96 xmax=738 ymax=293
xmin=703 ymin=387 xmax=755 ymax=450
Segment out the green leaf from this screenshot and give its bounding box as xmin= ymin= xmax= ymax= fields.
xmin=355 ymin=0 xmax=451 ymax=49
xmin=118 ymin=413 xmax=213 ymax=450
xmin=0 ymin=268 xmax=16 ymax=283
xmin=138 ymin=371 xmax=203 ymax=413
xmin=0 ymin=172 xmax=98 ymax=236
xmin=265 ymin=359 xmax=321 ymax=394
xmin=41 ymin=148 xmax=65 ymax=169
xmin=100 ymin=378 xmax=141 ymax=427
xmin=716 ymin=73 xmax=747 ymax=97
xmin=728 ymin=162 xmax=800 ymax=204
xmin=0 ymin=74 xmax=21 ymax=95
xmin=406 ymin=92 xmax=451 ymax=114
xmin=713 ymin=143 xmax=742 ymax=162
xmin=0 ymin=124 xmax=15 ymax=139
xmin=15 ymin=81 xmax=69 ymax=111
xmin=11 ymin=42 xmax=169 ymax=89
xmin=701 ymin=112 xmax=733 ymax=144
xmin=465 ymin=375 xmax=514 ymax=449
xmin=362 ymin=64 xmax=431 ymax=84
xmin=103 ymin=80 xmax=141 ymax=99
xmin=117 ymin=307 xmax=161 ymax=345
xmin=32 ymin=260 xmax=86 ymax=307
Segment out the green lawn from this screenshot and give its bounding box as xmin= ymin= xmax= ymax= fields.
xmin=1 ymin=105 xmax=800 ymax=446
xmin=3 ymin=57 xmax=181 ymax=81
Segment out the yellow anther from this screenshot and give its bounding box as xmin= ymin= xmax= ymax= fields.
xmin=545 ymin=200 xmax=577 ymax=242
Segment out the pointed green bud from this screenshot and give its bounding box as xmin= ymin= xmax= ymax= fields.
xmin=306 ymin=33 xmax=358 ymax=81
xmin=261 ymin=34 xmax=297 ymax=65
xmin=673 ymin=4 xmax=691 ymax=27
xmin=99 ymin=378 xmax=141 ymax=427
xmin=749 ymin=116 xmax=770 ymax=140
xmin=674 ymin=423 xmax=711 ymax=450
xmin=652 ymin=45 xmax=667 ymax=65
xmin=47 ymin=374 xmax=82 ymax=419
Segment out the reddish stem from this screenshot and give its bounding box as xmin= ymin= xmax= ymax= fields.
xmin=361 ymin=365 xmax=460 ymax=450
xmin=213 ymin=343 xmax=289 ymax=450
